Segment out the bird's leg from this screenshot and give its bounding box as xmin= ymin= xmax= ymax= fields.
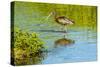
xmin=61 ymin=26 xmax=64 ymax=31
xmin=65 ymin=25 xmax=67 ymax=33
xmin=60 ymin=25 xmax=65 ymax=32
xmin=63 ymin=25 xmax=67 ymax=33
xmin=63 ymin=25 xmax=67 ymax=38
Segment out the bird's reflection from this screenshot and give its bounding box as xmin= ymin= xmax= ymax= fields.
xmin=54 ymin=35 xmax=75 ymax=48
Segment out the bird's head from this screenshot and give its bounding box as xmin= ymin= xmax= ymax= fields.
xmin=51 ymin=10 xmax=57 ymax=18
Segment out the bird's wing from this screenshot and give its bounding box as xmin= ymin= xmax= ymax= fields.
xmin=63 ymin=18 xmax=73 ymax=24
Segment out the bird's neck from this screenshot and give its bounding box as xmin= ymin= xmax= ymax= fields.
xmin=54 ymin=15 xmax=57 ymax=19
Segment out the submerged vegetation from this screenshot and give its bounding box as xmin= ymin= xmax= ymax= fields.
xmin=11 ymin=28 xmax=47 ymax=65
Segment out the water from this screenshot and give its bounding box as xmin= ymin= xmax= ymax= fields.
xmin=28 ymin=25 xmax=97 ymax=64
xmin=39 ymin=29 xmax=97 ymax=64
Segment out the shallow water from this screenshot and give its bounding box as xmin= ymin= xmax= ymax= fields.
xmin=27 ymin=25 xmax=97 ymax=64
xmin=39 ymin=29 xmax=97 ymax=64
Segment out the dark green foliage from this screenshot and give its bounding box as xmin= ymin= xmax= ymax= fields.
xmin=11 ymin=28 xmax=47 ymax=65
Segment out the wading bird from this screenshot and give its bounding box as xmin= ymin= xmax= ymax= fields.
xmin=51 ymin=10 xmax=75 ymax=32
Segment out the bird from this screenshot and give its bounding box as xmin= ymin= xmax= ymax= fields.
xmin=51 ymin=10 xmax=75 ymax=32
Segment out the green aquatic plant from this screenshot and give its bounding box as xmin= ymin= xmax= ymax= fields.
xmin=11 ymin=28 xmax=47 ymax=65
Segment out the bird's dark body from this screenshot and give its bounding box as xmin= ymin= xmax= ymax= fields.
xmin=55 ymin=16 xmax=74 ymax=25
xmin=52 ymin=10 xmax=74 ymax=25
